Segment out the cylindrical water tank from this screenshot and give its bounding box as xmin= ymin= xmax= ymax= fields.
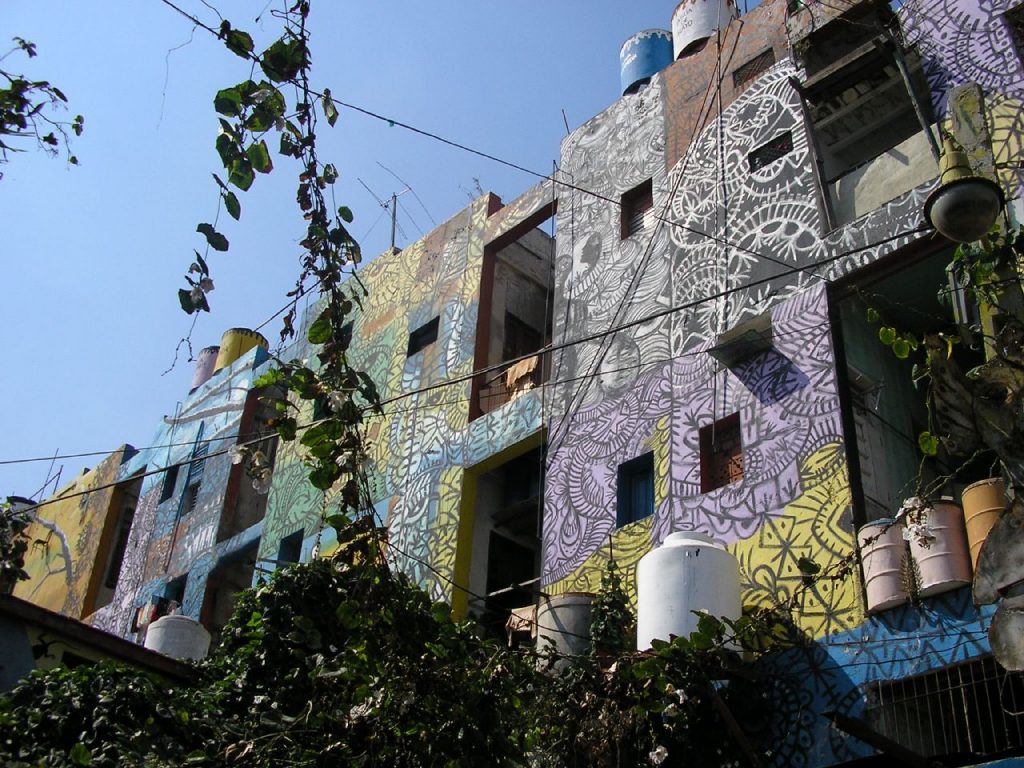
xmin=962 ymin=478 xmax=1007 ymax=568
xmin=190 ymin=345 xmax=221 ymax=391
xmin=636 ymin=531 xmax=742 ymax=651
xmin=671 ymin=0 xmax=738 ymax=59
xmin=619 ymin=30 xmax=674 ymax=96
xmin=144 ymin=614 xmax=211 ymax=660
xmin=213 ymin=328 xmax=269 ymax=373
xmin=536 ymin=592 xmax=594 ymax=669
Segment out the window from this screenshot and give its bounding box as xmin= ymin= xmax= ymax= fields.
xmin=182 ymin=482 xmax=200 ymax=516
xmin=864 ymin=655 xmax=1024 ymax=757
xmin=503 ymin=312 xmax=543 ymax=362
xmin=620 ymin=178 xmax=654 ymax=239
xmin=732 ymin=48 xmax=775 ymax=88
xmin=278 ymin=530 xmax=304 ymax=565
xmin=700 ymin=414 xmax=743 ymax=493
xmin=617 ymin=452 xmax=655 ymax=527
xmin=407 ymin=316 xmax=440 ymax=357
xmin=748 ymin=131 xmax=794 ymax=172
xmin=189 ymin=442 xmax=209 ymax=484
xmin=159 ymin=465 xmax=179 ymax=502
xmin=102 ymin=505 xmax=135 ymax=590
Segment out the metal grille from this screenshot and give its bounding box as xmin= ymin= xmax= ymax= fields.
xmin=732 ymin=48 xmax=776 ymax=88
xmin=189 ymin=442 xmax=209 ymax=482
xmin=866 ymin=655 xmax=1024 ymax=758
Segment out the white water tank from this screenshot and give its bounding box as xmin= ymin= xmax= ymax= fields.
xmin=671 ymin=0 xmax=738 ymax=59
xmin=144 ymin=615 xmax=211 ymax=660
xmin=636 ymin=531 xmax=742 ymax=650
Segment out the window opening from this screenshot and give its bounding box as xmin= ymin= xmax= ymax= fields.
xmin=1005 ymin=4 xmax=1024 ymax=63
xmin=103 ymin=504 xmax=135 ymax=590
xmin=733 ymin=48 xmax=775 ymax=88
xmin=159 ymin=465 xmax=179 ymax=502
xmin=182 ymin=482 xmax=200 ymax=516
xmin=407 ymin=316 xmax=440 ymax=357
xmin=617 ymin=452 xmax=655 ymax=527
xmin=700 ymin=414 xmax=743 ymax=493
xmin=278 ymin=529 xmax=303 ymax=565
xmin=620 ymin=178 xmax=654 ymax=239
xmin=748 ymin=131 xmax=794 ymax=172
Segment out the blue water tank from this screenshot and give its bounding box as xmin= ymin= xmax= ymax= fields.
xmin=619 ymin=29 xmax=673 ymax=96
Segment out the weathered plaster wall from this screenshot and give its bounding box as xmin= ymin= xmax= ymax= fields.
xmin=14 ymin=446 xmax=134 ymax=619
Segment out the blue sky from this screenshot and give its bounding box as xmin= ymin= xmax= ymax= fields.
xmin=0 ymin=1 xmax=681 ymax=498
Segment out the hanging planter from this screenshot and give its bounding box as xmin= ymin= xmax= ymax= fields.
xmin=857 ymin=518 xmax=910 ymax=613
xmin=961 ymin=478 xmax=1008 ymax=568
xmin=899 ymin=497 xmax=972 ymax=598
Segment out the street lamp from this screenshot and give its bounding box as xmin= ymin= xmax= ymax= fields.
xmin=924 ymin=138 xmax=1005 ymax=243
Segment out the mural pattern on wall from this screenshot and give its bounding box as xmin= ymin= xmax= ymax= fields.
xmin=258 ymin=194 xmax=549 ymax=605
xmin=90 ymin=349 xmax=267 ymax=638
xmin=14 ymin=447 xmax=133 ymax=619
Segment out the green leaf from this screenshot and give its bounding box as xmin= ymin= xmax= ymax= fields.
xmin=193 ymin=251 xmax=209 ymax=276
xmin=338 ymin=205 xmax=354 ymax=224
xmin=178 ymin=288 xmax=195 ymax=314
xmin=322 ymin=87 xmax=338 ymax=127
xmin=196 ymin=223 xmax=229 ymax=252
xmin=892 ymin=338 xmax=910 ymax=359
xmin=228 ymin=157 xmax=254 ymax=191
xmin=260 ymin=38 xmax=307 ymax=83
xmin=222 ymin=190 xmax=241 ymax=220
xmin=866 ymin=307 xmax=880 ymax=323
xmin=322 ymin=163 xmax=338 ymax=184
xmin=307 ymin=312 xmax=332 ymax=344
xmin=918 ymin=431 xmax=940 ymax=456
xmin=878 ymin=326 xmax=896 ymax=345
xmin=69 ymin=742 xmax=92 ymax=766
xmin=224 ymin=29 xmax=254 ymax=59
xmin=247 ymin=140 xmax=273 ymax=174
xmin=214 ymin=87 xmax=242 ymax=117
xmin=309 ymin=461 xmax=342 ymax=490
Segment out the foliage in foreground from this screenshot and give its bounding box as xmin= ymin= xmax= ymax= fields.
xmin=0 ymin=530 xmax=772 ymax=767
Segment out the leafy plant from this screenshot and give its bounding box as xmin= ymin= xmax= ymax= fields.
xmin=0 ymin=37 xmax=83 ymax=177
xmin=589 ymin=557 xmax=635 ymax=659
xmin=0 ymin=499 xmax=31 ymax=593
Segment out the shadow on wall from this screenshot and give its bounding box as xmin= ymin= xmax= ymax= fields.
xmin=733 ymin=349 xmax=811 ymax=406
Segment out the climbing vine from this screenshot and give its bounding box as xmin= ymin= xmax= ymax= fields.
xmin=0 ymin=36 xmax=83 ymax=177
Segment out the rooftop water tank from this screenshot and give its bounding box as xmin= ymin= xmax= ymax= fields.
xmin=213 ymin=328 xmax=269 ymax=373
xmin=671 ymin=0 xmax=738 ymax=59
xmin=143 ymin=614 xmax=211 ymax=660
xmin=619 ymin=30 xmax=674 ymax=96
xmin=190 ymin=345 xmax=221 ymax=392
xmin=636 ymin=531 xmax=742 ymax=651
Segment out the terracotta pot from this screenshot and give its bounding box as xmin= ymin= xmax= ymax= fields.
xmin=858 ymin=519 xmax=909 ymax=613
xmin=961 ymin=478 xmax=1007 ymax=568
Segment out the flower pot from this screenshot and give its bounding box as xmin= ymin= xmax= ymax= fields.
xmin=908 ymin=499 xmax=972 ymax=597
xmin=858 ymin=519 xmax=909 ymax=613
xmin=961 ymin=478 xmax=1007 ymax=568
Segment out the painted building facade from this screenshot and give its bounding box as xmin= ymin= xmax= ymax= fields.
xmin=10 ymin=0 xmax=1024 ymax=763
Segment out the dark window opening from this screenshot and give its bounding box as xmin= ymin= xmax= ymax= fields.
xmin=164 ymin=575 xmax=186 ymax=608
xmin=749 ymin=131 xmax=794 ymax=171
xmin=865 ymin=655 xmax=1024 ymax=758
xmin=159 ymin=465 xmax=179 ymax=502
xmin=733 ymin=48 xmax=776 ymax=88
xmin=103 ymin=505 xmax=135 ymax=590
xmin=617 ymin=452 xmax=655 ymax=528
xmin=621 ymin=178 xmax=654 ymax=239
xmin=182 ymin=482 xmax=200 ymax=516
xmin=700 ymin=414 xmax=743 ymax=493
xmin=278 ymin=529 xmax=303 ymax=565
xmin=503 ymin=312 xmax=543 ymax=362
xmin=407 ymin=316 xmax=440 ymax=357
xmin=805 ymin=42 xmax=934 ymax=183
